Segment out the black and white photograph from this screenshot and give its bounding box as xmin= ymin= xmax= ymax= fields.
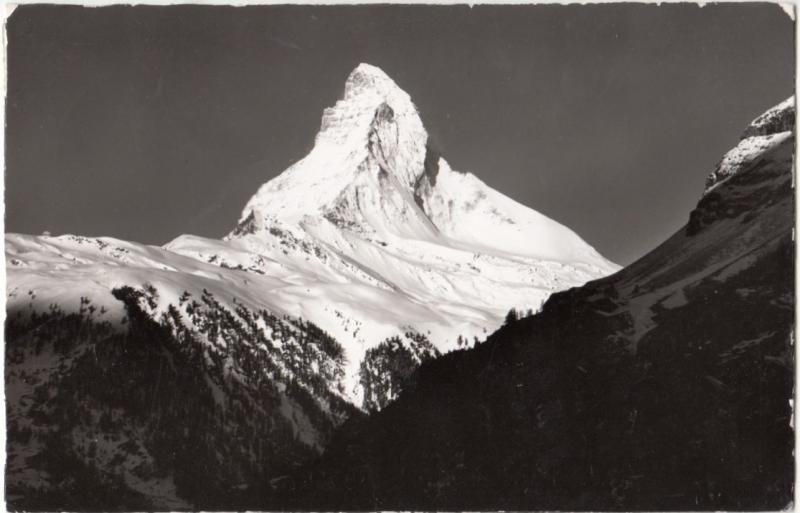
xmin=3 ymin=2 xmax=796 ymax=510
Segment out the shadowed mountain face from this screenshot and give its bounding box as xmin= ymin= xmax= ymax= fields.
xmin=281 ymin=99 xmax=795 ymax=510
xmin=5 ymin=287 xmax=360 ymax=510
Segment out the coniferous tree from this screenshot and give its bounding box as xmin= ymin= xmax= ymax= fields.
xmin=504 ymin=308 xmax=519 ymax=325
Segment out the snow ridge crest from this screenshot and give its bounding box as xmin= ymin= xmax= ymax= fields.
xmin=705 ymin=96 xmax=795 ymax=193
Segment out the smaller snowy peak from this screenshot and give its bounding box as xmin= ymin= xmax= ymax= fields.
xmin=705 ymin=97 xmax=795 ymax=193
xmin=741 ymin=96 xmax=795 ymax=139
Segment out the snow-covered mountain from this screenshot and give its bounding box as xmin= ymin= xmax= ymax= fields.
xmin=8 ymin=63 xmax=616 ymax=405
xmin=167 ymin=64 xmax=617 ymax=393
xmin=288 ymin=97 xmax=795 ymax=511
xmin=5 ymin=64 xmax=618 ymax=509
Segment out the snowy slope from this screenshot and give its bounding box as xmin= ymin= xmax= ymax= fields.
xmin=8 ymin=63 xmax=617 ymax=407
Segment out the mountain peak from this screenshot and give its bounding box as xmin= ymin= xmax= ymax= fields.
xmin=232 ymin=63 xmax=616 ymax=273
xmin=705 ymin=96 xmax=795 ymax=193
xmin=236 ymin=63 xmax=431 ymax=225
xmin=741 ymin=96 xmax=795 ymax=139
xmin=343 ymin=63 xmax=401 ymax=99
xmin=316 ymin=63 xmax=421 ymax=147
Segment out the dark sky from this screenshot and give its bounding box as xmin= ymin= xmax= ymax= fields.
xmin=5 ymin=3 xmax=794 ymax=265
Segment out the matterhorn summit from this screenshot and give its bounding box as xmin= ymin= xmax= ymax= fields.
xmin=235 ymin=63 xmax=434 ymax=238
xmin=8 ymin=63 xmax=618 ymax=411
xmin=230 ymin=64 xmax=616 ymax=266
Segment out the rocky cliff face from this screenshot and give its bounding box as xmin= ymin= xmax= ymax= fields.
xmin=282 ymin=97 xmax=795 ymax=511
